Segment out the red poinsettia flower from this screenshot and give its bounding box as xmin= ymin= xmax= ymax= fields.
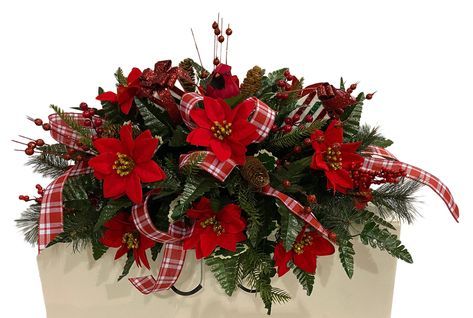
xmin=273 ymin=229 xmax=335 ymax=277
xmin=96 ymin=67 xmax=142 ymax=115
xmin=205 ymin=64 xmax=240 ymax=99
xmin=183 ymin=197 xmax=247 ymax=259
xmin=100 ymin=211 xmax=155 ymax=269
xmin=186 ymin=97 xmax=259 ymax=164
xmin=88 ymin=124 xmax=166 ymax=204
xmin=310 ymin=120 xmax=364 ymax=193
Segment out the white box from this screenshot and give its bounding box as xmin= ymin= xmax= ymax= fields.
xmin=38 ymin=225 xmax=399 ymax=318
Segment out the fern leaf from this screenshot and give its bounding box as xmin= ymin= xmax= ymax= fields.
xmin=352 ymin=210 xmax=396 ymax=230
xmin=343 ymin=102 xmax=363 ymax=140
xmin=135 ymin=98 xmax=170 ymax=136
xmin=205 ymin=247 xmax=245 ymax=296
xmin=360 ymin=221 xmax=413 ymax=263
xmin=338 ymin=239 xmax=355 ymax=278
xmin=95 ymin=198 xmax=132 ymax=230
xmin=292 ymin=266 xmax=315 ymax=295
xmin=278 ymin=204 xmax=303 ymax=251
xmin=118 ymin=252 xmax=134 ymax=281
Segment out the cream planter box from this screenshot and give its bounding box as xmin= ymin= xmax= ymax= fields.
xmin=38 ymin=225 xmax=400 ymax=318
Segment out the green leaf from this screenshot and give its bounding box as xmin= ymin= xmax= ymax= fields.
xmin=338 ymin=239 xmax=355 ymax=278
xmin=135 ymin=98 xmax=170 ymax=136
xmin=339 ymin=77 xmax=345 ymax=90
xmin=292 ymin=266 xmax=315 ymax=295
xmin=95 ymin=199 xmax=131 ymax=230
xmin=168 ymin=125 xmax=189 ymax=147
xmin=278 ymin=204 xmax=303 ymax=251
xmin=354 ymin=124 xmax=393 ymax=150
xmin=343 ymin=102 xmax=363 ymax=140
xmin=118 ymin=252 xmax=134 ymax=281
xmin=205 ymin=246 xmax=245 ymax=296
xmin=352 ymin=210 xmax=396 ymax=230
xmin=151 ymin=243 xmax=163 ymax=261
xmin=92 ymin=238 xmax=108 ymax=261
xmin=237 ymin=183 xmax=262 ymax=245
xmin=114 ymin=67 xmax=127 ymax=86
xmin=63 ymin=174 xmax=97 ymax=202
xmin=360 ymin=221 xmax=413 ymax=263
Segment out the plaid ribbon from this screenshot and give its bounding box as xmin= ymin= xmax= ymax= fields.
xmin=130 ymin=190 xmax=193 ymax=293
xmin=38 ymin=113 xmax=94 ymax=252
xmin=362 ymin=146 xmax=459 ymax=221
xmin=179 ymin=92 xmax=276 ymax=142
xmin=261 ymin=185 xmax=335 ymax=240
xmin=38 ymin=161 xmax=92 ymax=251
xmin=179 ymin=151 xmax=237 ymax=182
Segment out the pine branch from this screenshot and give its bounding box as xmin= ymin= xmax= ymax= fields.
xmin=354 ymin=124 xmax=393 ymax=150
xmin=15 ymin=204 xmax=41 ymax=246
xmin=237 ymin=181 xmax=263 ymax=246
xmin=351 ymin=210 xmax=397 ymax=230
xmin=26 ymin=144 xmax=69 ymax=178
xmin=371 ymin=180 xmax=422 ymax=223
xmin=360 ymin=221 xmax=413 ymax=263
xmin=267 ymin=120 xmax=325 ymax=151
xmin=114 ymin=67 xmax=127 ymax=86
xmin=50 ymin=104 xmax=92 ymax=146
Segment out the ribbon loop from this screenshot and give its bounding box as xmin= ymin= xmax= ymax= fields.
xmin=130 ymin=190 xmax=193 ymax=293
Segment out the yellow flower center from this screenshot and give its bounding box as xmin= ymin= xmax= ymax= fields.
xmin=113 ymin=153 xmax=135 ymax=176
xmin=324 ymin=144 xmax=342 ymax=170
xmin=292 ymin=233 xmax=313 ymax=254
xmin=200 ymin=215 xmax=225 ymax=236
xmin=122 ymin=232 xmax=139 ymax=249
xmin=211 ymin=120 xmax=232 ymax=140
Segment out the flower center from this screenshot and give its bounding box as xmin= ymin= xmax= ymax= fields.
xmin=113 ymin=153 xmax=135 ymax=176
xmin=200 ymin=215 xmax=225 ymax=236
xmin=211 ymin=120 xmax=232 ymax=140
xmin=292 ymin=233 xmax=313 ymax=254
xmin=122 ymin=232 xmax=139 ymax=249
xmin=324 ymin=144 xmax=342 ymax=170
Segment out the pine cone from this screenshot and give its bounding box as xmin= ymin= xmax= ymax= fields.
xmin=241 ymin=156 xmax=270 ymax=188
xmin=178 ymin=58 xmax=196 ymax=92
xmin=240 ymin=66 xmax=264 ymax=99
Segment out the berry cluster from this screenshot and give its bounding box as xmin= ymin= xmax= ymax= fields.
xmin=18 ymin=184 xmax=44 ymax=204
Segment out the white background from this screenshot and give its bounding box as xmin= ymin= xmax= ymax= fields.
xmin=1 ymin=0 xmax=472 ymax=317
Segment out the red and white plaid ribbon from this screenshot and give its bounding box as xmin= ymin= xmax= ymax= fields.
xmin=130 ymin=190 xmax=193 ymax=293
xmin=38 ymin=114 xmax=94 ymax=252
xmin=179 ymin=151 xmax=237 ymax=182
xmin=362 ymin=146 xmax=459 ymax=221
xmin=38 ymin=161 xmax=92 ymax=251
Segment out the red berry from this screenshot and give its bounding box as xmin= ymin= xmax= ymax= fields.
xmin=18 ymin=195 xmax=24 ymax=200
xmin=79 ymin=102 xmax=88 ymax=110
xmin=81 ymin=145 xmax=90 ymax=151
xmin=35 ymin=139 xmax=45 ymax=146
xmin=42 ymin=123 xmax=51 ymax=131
xmin=366 ymin=92 xmax=375 ymax=100
xmin=67 ymin=148 xmax=75 ymax=155
xmin=213 ymin=57 xmax=220 ymax=66
xmin=276 ymin=92 xmax=288 ymax=99
xmin=214 ymin=28 xmax=221 ymax=35
xmin=349 ymin=83 xmax=357 ymax=90
xmin=282 ymin=125 xmax=292 ymax=133
xmin=271 ymin=124 xmax=279 ymax=132
xmin=303 ymin=206 xmax=312 ymax=214
xmin=37 ymin=189 xmax=44 ymax=195
xmin=304 ymin=114 xmax=314 ymax=122
xmin=25 ymin=148 xmax=34 ymax=155
xmin=292 ymin=114 xmax=301 ymax=122
xmin=35 ymin=198 xmax=43 ymax=204
xmin=63 ymin=154 xmax=71 ymax=160
xmin=293 ymin=145 xmax=302 ymax=153
xmin=212 ymin=21 xmax=218 ymax=29
xmin=286 ymin=75 xmax=294 ymax=81
xmin=23 ymin=195 xmax=30 ymax=201
xmin=307 ymin=194 xmax=317 ymax=203
xmin=303 ymin=138 xmax=312 ymax=146
xmin=27 ymin=141 xmax=36 ymax=148
xmin=93 ymin=118 xmax=103 ymax=127
xmin=75 ymin=155 xmax=83 ymax=162
xmin=277 ymin=80 xmax=286 ymax=88
xmin=35 ymin=184 xmax=42 ymax=190
xmin=88 ymin=108 xmax=96 ymax=116
xmin=84 ymin=119 xmax=91 ymax=127
xmin=82 ymin=110 xmax=91 ymax=118
xmin=328 ymin=232 xmax=337 ymax=242
xmin=218 ymin=35 xmax=225 ymax=43
xmin=282 ymin=179 xmax=291 ymax=188
xmin=284 ymin=117 xmax=293 ymax=125
xmin=225 ymin=28 xmax=233 ymax=36
xmin=95 ymin=127 xmax=104 ymax=135
xmin=34 ymin=118 xmax=43 ymax=126
xmin=346 ymin=88 xmax=353 ymax=94
xmin=283 ymin=69 xmax=291 ymax=78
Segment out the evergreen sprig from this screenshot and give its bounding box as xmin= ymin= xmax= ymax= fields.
xmin=26 ymin=144 xmax=69 ymax=178
xmin=15 ymin=204 xmax=41 ymax=246
xmin=354 ymin=124 xmax=393 ymax=150
xmin=50 ymin=104 xmax=92 ymax=146
xmin=267 ymin=120 xmax=325 ymax=151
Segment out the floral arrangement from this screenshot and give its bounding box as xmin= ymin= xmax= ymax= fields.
xmin=15 ymin=20 xmax=459 ymax=314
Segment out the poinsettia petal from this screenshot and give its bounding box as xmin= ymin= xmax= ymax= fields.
xmin=93 ymin=137 xmax=125 ymax=154
xmin=325 ymin=170 xmax=353 ymax=193
xmin=134 ymin=160 xmax=166 ymax=183
xmin=103 ymin=173 xmax=127 ymax=198
xmin=293 ymin=252 xmax=317 ymax=274
xmin=89 ymin=152 xmax=116 ymax=177
xmin=325 ymin=120 xmax=343 ymax=144
xmin=310 ymin=235 xmax=335 ymax=256
xmin=114 ymin=245 xmax=129 ymax=260
xmin=274 ymin=243 xmax=292 ymax=277
xmin=119 ymin=125 xmax=135 ymax=154
xmin=133 ymin=137 xmax=158 ymax=164
xmin=230 ymin=99 xmax=255 ymax=123
xmin=210 ymin=139 xmax=232 ymax=162
xmin=187 ymin=128 xmax=212 ymax=147
xmin=341 ymin=152 xmax=364 ymax=169
xmin=341 ymin=142 xmax=361 ymax=153
xmin=120 ymin=96 xmax=134 ymax=115
xmin=100 ymin=230 xmax=124 ymax=248
xmin=199 ymin=230 xmax=218 ymax=257
xmin=125 ymin=174 xmax=142 ymax=204
xmin=96 ymin=91 xmax=118 ymax=103
xmin=203 ymin=97 xmax=226 ymax=122
xmin=217 ymin=234 xmax=238 ymax=251
xmin=127 ymin=67 xmax=142 ymax=85
xmin=190 ymin=108 xmax=212 ymax=129
xmin=137 ymin=247 xmax=151 ymax=269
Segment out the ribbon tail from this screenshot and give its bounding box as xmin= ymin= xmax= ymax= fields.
xmin=38 ymin=162 xmax=91 ymax=252
xmin=261 ymin=185 xmax=334 ymax=240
